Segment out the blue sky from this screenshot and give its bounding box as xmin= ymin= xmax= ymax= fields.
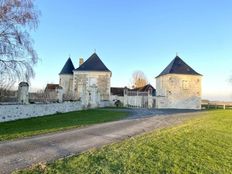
xmin=30 ymin=0 xmax=232 ymax=101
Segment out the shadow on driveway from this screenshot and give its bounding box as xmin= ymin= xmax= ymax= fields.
xmin=109 ymin=108 xmax=201 ymax=119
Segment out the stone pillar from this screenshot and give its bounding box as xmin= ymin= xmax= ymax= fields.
xmin=97 ymin=91 xmax=101 ymax=106
xmin=18 ymin=82 xmax=29 ymax=104
xmin=80 ymin=88 xmax=87 ymax=108
xmin=136 ymin=91 xmax=139 ymax=108
xmin=123 ymin=87 xmax=128 ymax=107
xmin=79 ymin=58 xmax=84 ymax=66
xmin=57 ymin=87 xmax=64 ymax=103
xmin=148 ymin=91 xmax=153 ymax=109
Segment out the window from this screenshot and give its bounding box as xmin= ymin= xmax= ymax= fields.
xmin=182 ymin=80 xmax=189 ymax=90
xmin=169 ymin=77 xmax=175 ymax=85
xmin=89 ymin=77 xmax=97 ymax=86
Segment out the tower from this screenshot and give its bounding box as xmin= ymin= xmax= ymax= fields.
xmin=156 ymin=56 xmax=202 ymax=109
xmin=59 ymin=57 xmax=75 ymax=94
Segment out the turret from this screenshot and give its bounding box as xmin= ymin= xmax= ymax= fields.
xmin=59 ymin=57 xmax=75 ymax=94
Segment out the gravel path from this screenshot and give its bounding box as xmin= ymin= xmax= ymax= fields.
xmin=0 ymin=110 xmax=201 ymax=174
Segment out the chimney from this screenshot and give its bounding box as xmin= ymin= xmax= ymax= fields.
xmin=79 ymin=58 xmax=84 ymax=66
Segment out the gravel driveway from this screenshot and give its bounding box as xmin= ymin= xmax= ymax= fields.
xmin=110 ymin=108 xmax=200 ymax=119
xmin=0 ymin=109 xmax=201 ymax=174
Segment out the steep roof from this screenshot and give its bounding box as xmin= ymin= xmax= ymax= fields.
xmin=45 ymin=84 xmax=62 ymax=91
xmin=131 ymin=84 xmax=156 ymax=96
xmin=134 ymin=84 xmax=156 ymax=92
xmin=75 ymin=53 xmax=111 ymax=72
xmin=156 ymin=56 xmax=202 ymax=78
xmin=59 ymin=58 xmax=75 ymax=75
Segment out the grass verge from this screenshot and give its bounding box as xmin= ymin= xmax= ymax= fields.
xmin=16 ymin=110 xmax=232 ymax=174
xmin=0 ymin=109 xmax=128 ymax=141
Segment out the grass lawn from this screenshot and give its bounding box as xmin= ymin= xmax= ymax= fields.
xmin=17 ymin=110 xmax=232 ymax=174
xmin=0 ymin=109 xmax=128 ymax=141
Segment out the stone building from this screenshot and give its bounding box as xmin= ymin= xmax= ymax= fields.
xmin=156 ymin=56 xmax=202 ymax=109
xmin=59 ymin=53 xmax=111 ymax=102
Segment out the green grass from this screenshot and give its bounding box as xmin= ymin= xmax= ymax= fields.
xmin=0 ymin=109 xmax=128 ymax=141
xmin=17 ymin=110 xmax=232 ymax=174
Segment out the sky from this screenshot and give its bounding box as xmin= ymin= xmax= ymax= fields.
xmin=30 ymin=0 xmax=232 ymax=101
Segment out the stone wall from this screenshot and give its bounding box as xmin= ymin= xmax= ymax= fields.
xmin=156 ymin=74 xmax=202 ymax=109
xmin=73 ymin=71 xmax=111 ymax=100
xmin=0 ymin=101 xmax=112 ymax=123
xmin=97 ymin=74 xmax=111 ymax=100
xmin=59 ymin=74 xmax=73 ymax=94
xmin=99 ymin=100 xmax=112 ymax=108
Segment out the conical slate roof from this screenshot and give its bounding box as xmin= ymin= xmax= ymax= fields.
xmin=75 ymin=53 xmax=111 ymax=72
xmin=59 ymin=57 xmax=75 ymax=75
xmin=156 ymin=56 xmax=202 ymax=78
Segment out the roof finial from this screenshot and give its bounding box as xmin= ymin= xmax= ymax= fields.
xmin=69 ymin=54 xmax=71 ymax=58
xmin=176 ymin=52 xmax=178 ymax=57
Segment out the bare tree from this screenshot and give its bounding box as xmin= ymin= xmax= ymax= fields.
xmin=0 ymin=0 xmax=40 ymax=89
xmin=131 ymin=70 xmax=148 ymax=88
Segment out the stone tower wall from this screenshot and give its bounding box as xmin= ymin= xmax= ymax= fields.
xmin=156 ymin=74 xmax=202 ymax=109
xmin=59 ymin=74 xmax=73 ymax=94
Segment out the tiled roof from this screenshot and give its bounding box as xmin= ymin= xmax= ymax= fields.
xmin=133 ymin=84 xmax=156 ymax=92
xmin=157 ymin=56 xmax=202 ymax=77
xmin=75 ymin=53 xmax=111 ymax=72
xmin=131 ymin=84 xmax=156 ymax=96
xmin=111 ymin=87 xmax=125 ymax=96
xmin=45 ymin=84 xmax=62 ymax=91
xmin=59 ymin=58 xmax=75 ymax=75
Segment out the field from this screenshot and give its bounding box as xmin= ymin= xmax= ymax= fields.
xmin=0 ymin=109 xmax=128 ymax=141
xmin=17 ymin=110 xmax=232 ymax=174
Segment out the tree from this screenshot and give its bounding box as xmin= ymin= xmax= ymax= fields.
xmin=0 ymin=0 xmax=40 ymax=89
xmin=131 ymin=70 xmax=148 ymax=88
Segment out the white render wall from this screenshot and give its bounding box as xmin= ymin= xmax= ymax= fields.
xmin=0 ymin=101 xmax=112 ymax=123
xmin=156 ymin=74 xmax=202 ymax=109
xmin=110 ymin=95 xmax=155 ymax=108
